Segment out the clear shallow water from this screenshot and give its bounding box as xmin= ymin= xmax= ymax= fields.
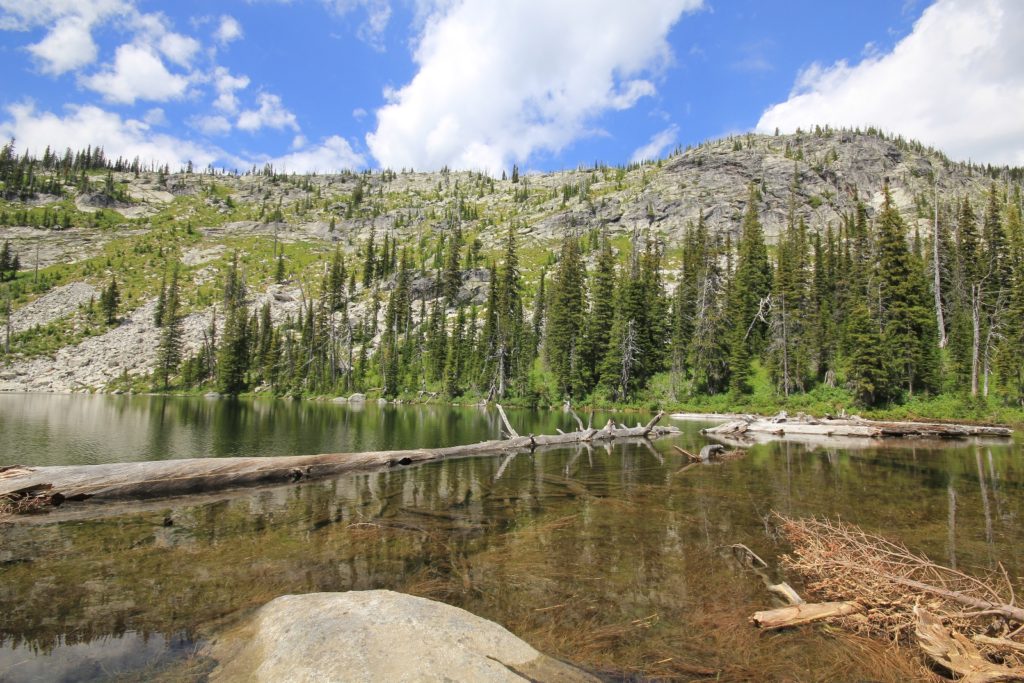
xmin=0 ymin=396 xmax=1021 ymax=681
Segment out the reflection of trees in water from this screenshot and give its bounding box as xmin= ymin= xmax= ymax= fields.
xmin=1 ymin=436 xmax=1021 ymax=680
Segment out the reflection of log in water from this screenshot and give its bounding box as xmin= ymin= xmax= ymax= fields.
xmin=0 ymin=408 xmax=678 ymax=515
xmin=700 ymin=412 xmax=1012 ymax=448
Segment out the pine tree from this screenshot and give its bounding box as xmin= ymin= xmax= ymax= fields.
xmin=726 ymin=186 xmax=772 ymax=393
xmin=362 ymin=229 xmax=376 ymax=288
xmin=544 ymin=236 xmax=586 ymax=397
xmin=275 ymin=251 xmax=286 ymax=284
xmin=216 ymin=254 xmax=250 ymax=394
xmin=442 ymin=218 xmax=463 ymax=303
xmin=670 ymin=217 xmax=706 ymax=384
xmin=494 ymin=223 xmax=525 ymax=397
xmin=875 ymin=186 xmax=938 ymax=396
xmin=581 ymin=232 xmax=616 ymax=393
xmin=154 ymin=263 xmax=183 ymax=390
xmin=845 ymin=298 xmax=887 ymax=406
xmin=100 ymin=276 xmax=120 ymax=325
xmin=327 ymin=247 xmax=347 ymax=313
xmin=688 ymin=234 xmax=731 ymax=394
xmin=443 ymin=305 xmax=466 ymax=397
xmin=153 ymin=271 xmax=167 ymax=328
xmin=769 ymin=212 xmax=813 ymax=396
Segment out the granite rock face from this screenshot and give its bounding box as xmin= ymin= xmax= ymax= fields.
xmin=208 ymin=591 xmax=598 ymax=683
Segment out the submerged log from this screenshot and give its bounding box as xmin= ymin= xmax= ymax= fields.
xmin=703 ymin=412 xmax=1012 ymax=445
xmin=0 ymin=407 xmax=678 ymax=513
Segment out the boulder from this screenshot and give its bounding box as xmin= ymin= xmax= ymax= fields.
xmin=347 ymin=393 xmax=366 ymax=403
xmin=208 ymin=591 xmax=597 ymax=683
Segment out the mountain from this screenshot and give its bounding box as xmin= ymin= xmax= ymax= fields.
xmin=0 ymin=128 xmax=1020 ymax=401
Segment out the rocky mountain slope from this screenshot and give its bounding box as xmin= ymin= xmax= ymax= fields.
xmin=0 ymin=128 xmax=1018 ymax=393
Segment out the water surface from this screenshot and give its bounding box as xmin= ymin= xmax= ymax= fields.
xmin=0 ymin=396 xmax=1020 ymax=681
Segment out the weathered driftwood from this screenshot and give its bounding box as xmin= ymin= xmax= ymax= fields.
xmin=751 ymin=601 xmax=863 ymax=630
xmin=915 ymin=607 xmax=1024 ymax=683
xmin=703 ymin=412 xmax=1012 ymax=446
xmin=0 ymin=408 xmax=677 ymax=512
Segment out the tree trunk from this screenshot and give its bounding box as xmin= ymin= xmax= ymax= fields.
xmin=934 ymin=179 xmax=947 ymax=348
xmin=0 ymin=409 xmax=678 ymax=513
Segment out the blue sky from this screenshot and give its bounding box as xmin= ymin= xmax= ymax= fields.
xmin=1 ymin=0 xmax=1021 ymax=173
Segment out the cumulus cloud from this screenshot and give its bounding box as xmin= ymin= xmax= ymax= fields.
xmin=193 ymin=114 xmax=233 ymax=136
xmin=0 ymin=101 xmax=220 ymax=169
xmin=215 ymin=15 xmax=242 ymax=45
xmin=82 ymin=43 xmax=190 ymax=104
xmin=250 ymin=135 xmax=365 ymax=173
xmin=27 ymin=16 xmax=99 ymax=74
xmin=367 ymin=0 xmax=702 ymax=173
xmin=237 ymin=93 xmax=300 ymax=132
xmin=157 ymin=31 xmax=200 ymax=67
xmin=631 ymin=124 xmax=679 ymax=163
xmin=211 ymin=66 xmax=251 ymax=114
xmin=756 ymin=0 xmax=1024 ymax=166
xmin=1 ymin=0 xmax=128 ymax=74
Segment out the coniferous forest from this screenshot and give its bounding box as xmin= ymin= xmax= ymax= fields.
xmin=2 ymin=130 xmax=1024 ymax=420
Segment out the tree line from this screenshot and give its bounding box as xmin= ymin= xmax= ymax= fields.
xmin=137 ymin=178 xmax=1023 ymax=409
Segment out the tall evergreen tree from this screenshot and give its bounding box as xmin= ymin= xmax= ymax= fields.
xmin=154 ymin=263 xmax=183 ymax=390
xmin=100 ymin=276 xmax=120 ymax=325
xmin=875 ymin=186 xmax=938 ymax=397
xmin=726 ymin=185 xmax=772 ymax=393
xmin=216 ymin=254 xmax=250 ymax=394
xmin=544 ymin=236 xmax=587 ymax=397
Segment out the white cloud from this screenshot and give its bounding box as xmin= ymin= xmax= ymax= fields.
xmin=0 ymin=101 xmax=219 ymax=170
xmin=757 ymin=0 xmax=1024 ymax=166
xmin=367 ymin=0 xmax=701 ymax=173
xmin=2 ymin=0 xmax=128 ymax=74
xmin=157 ymin=31 xmax=200 ymax=67
xmin=237 ymin=93 xmax=300 ymax=132
xmin=323 ymin=0 xmax=391 ymax=50
xmin=215 ymin=15 xmax=242 ymax=44
xmin=27 ymin=16 xmax=98 ymax=74
xmin=143 ymin=107 xmax=167 ymax=126
xmin=82 ymin=43 xmax=190 ymax=104
xmin=212 ymin=66 xmax=250 ymax=113
xmin=352 ymin=107 xmax=368 ymax=120
xmin=193 ymin=114 xmax=233 ymax=136
xmin=250 ymin=135 xmax=365 ymax=173
xmin=631 ymin=124 xmax=679 ymax=163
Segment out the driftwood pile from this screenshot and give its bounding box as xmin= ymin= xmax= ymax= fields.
xmin=751 ymin=514 xmax=1024 ymax=681
xmin=703 ymin=412 xmax=1012 ymax=447
xmin=0 ymin=407 xmax=679 ymax=516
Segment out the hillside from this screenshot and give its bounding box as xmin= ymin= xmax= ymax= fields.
xmin=0 ymin=128 xmax=1021 ymax=407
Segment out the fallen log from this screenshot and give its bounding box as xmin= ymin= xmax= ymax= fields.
xmin=0 ymin=406 xmax=678 ymax=514
xmin=703 ymin=412 xmax=1012 ymax=445
xmin=751 ymin=602 xmax=863 ymax=630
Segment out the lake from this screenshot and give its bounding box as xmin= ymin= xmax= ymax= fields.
xmin=0 ymin=395 xmax=1021 ymax=681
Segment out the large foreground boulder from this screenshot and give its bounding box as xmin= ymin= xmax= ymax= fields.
xmin=209 ymin=590 xmax=598 ymax=682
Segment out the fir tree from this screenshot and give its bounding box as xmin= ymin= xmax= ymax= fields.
xmin=544 ymin=236 xmax=587 ymax=397
xmin=100 ymin=276 xmax=120 ymax=325
xmin=216 ymin=254 xmax=250 ymax=395
xmin=726 ymin=185 xmax=772 ymax=394
xmin=327 ymin=247 xmax=347 ymax=313
xmin=442 ymin=218 xmax=463 ymax=303
xmin=875 ymin=186 xmax=938 ymax=396
xmin=154 ymin=263 xmax=183 ymax=390
xmin=581 ymin=232 xmax=616 ymax=393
